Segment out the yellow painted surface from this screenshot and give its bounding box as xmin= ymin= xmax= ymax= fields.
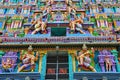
xmin=39 ymin=55 xmax=43 ymax=72
xmin=38 ymin=50 xmax=47 ymax=72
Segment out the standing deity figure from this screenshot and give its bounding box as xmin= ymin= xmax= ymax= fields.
xmin=74 ymin=44 xmax=96 ymax=72
xmin=65 ymin=0 xmax=77 ymax=19
xmin=18 ymin=45 xmax=39 ymax=72
xmin=104 ymin=55 xmax=112 ymax=71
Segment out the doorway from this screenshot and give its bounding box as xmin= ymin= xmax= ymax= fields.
xmin=45 ymin=51 xmax=69 ymax=80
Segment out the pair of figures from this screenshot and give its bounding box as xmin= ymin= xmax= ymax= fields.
xmin=75 ymin=44 xmax=96 ymax=72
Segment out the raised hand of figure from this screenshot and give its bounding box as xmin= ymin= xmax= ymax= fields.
xmin=36 ymin=52 xmax=39 ymax=57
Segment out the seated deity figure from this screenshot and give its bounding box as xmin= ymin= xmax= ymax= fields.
xmin=75 ymin=44 xmax=96 ymax=72
xmin=32 ymin=19 xmax=47 ymax=34
xmin=18 ymin=45 xmax=39 ymax=72
xmin=104 ymin=55 xmax=112 ymax=71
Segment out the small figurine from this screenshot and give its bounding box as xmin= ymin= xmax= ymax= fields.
xmin=74 ymin=44 xmax=96 ymax=72
xmin=46 ymin=0 xmax=54 ymax=6
xmin=104 ymin=55 xmax=112 ymax=71
xmin=50 ymin=12 xmax=56 ymax=21
xmin=63 ymin=12 xmax=68 ymax=21
xmin=41 ymin=6 xmax=51 ymax=17
xmin=18 ymin=45 xmax=39 ymax=72
xmin=88 ymin=26 xmax=94 ymax=35
xmin=24 ymin=27 xmax=30 ymax=35
xmin=32 ymin=19 xmax=47 ymax=34
xmin=2 ymin=58 xmax=13 ymax=70
xmin=69 ymin=17 xmax=84 ymax=34
xmin=67 ymin=6 xmax=77 ymax=19
xmin=65 ymin=0 xmax=72 ymax=6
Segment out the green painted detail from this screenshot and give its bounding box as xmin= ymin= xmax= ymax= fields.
xmin=111 ymin=49 xmax=120 ymax=72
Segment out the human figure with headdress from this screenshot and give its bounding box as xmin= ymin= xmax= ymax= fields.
xmin=18 ymin=45 xmax=39 ymax=72
xmin=74 ymin=44 xmax=96 ymax=72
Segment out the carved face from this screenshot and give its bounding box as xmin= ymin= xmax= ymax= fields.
xmin=6 ymin=58 xmax=12 ymax=63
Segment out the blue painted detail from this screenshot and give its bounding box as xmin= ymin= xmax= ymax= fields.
xmin=0 ymin=22 xmax=3 ymax=29
xmin=0 ymin=72 xmax=41 ymax=80
xmin=41 ymin=54 xmax=47 ymax=80
xmin=94 ymin=51 xmax=101 ymax=72
xmin=74 ymin=72 xmax=120 ymax=80
xmin=69 ymin=54 xmax=73 ymax=80
xmin=67 ymin=33 xmax=92 ymax=37
xmin=95 ymin=63 xmax=101 ymax=72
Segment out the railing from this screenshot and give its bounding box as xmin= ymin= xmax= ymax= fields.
xmin=0 ymin=72 xmax=41 ymax=80
xmin=1 ymin=36 xmax=117 ymax=44
xmin=74 ymin=72 xmax=120 ymax=80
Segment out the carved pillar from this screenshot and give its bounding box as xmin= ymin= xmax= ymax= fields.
xmin=68 ymin=50 xmax=76 ymax=72
xmin=98 ymin=56 xmax=105 ymax=72
xmin=39 ymin=50 xmax=47 ymax=72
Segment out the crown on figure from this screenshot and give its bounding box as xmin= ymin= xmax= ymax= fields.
xmin=28 ymin=45 xmax=33 ymax=50
xmin=82 ymin=44 xmax=87 ymax=49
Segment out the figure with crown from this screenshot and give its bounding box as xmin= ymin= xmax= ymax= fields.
xmin=18 ymin=45 xmax=39 ymax=72
xmin=74 ymin=44 xmax=96 ymax=72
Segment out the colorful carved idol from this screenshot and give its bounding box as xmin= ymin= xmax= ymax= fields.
xmin=69 ymin=17 xmax=84 ymax=34
xmin=32 ymin=19 xmax=47 ymax=34
xmin=2 ymin=58 xmax=13 ymax=70
xmin=75 ymin=44 xmax=96 ymax=72
xmin=18 ymin=45 xmax=39 ymax=72
xmin=104 ymin=55 xmax=112 ymax=71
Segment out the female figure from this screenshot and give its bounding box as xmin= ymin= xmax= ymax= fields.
xmin=104 ymin=55 xmax=112 ymax=71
